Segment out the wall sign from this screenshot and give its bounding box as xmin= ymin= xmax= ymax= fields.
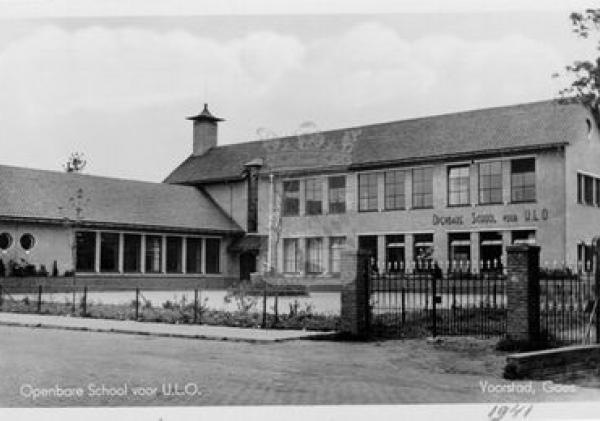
xmin=432 ymin=208 xmax=549 ymax=226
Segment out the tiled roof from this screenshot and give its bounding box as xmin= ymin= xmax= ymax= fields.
xmin=0 ymin=165 xmax=242 ymax=233
xmin=164 ymin=100 xmax=587 ymax=184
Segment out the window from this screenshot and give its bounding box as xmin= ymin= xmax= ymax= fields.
xmin=19 ymin=233 xmax=35 ymax=251
xmin=584 ymin=175 xmax=594 ymax=205
xmin=328 ymin=176 xmax=346 ymax=214
xmin=480 ymin=231 xmax=503 ymax=271
xmin=186 ymin=238 xmax=203 ymax=273
xmin=386 ymin=235 xmax=405 ymax=273
xmin=0 ymin=233 xmax=12 ymax=251
xmin=76 ymin=231 xmax=96 ymax=272
xmin=123 ymin=234 xmax=141 ymax=273
xmin=384 ymin=170 xmax=405 ymax=210
xmin=166 ymin=236 xmax=183 ymax=273
xmin=511 ymin=158 xmax=535 ymax=203
xmin=306 ymin=238 xmax=323 ymax=273
xmin=358 ymin=173 xmax=378 ymax=211
xmin=512 ymin=230 xmax=536 ymax=245
xmin=479 ymin=161 xmax=503 ymax=205
xmin=283 ymin=238 xmax=299 ymax=273
xmin=578 ymin=243 xmax=593 ymax=271
xmin=329 ymin=237 xmax=346 ymax=273
xmin=205 ymin=238 xmax=221 ymax=274
xmin=282 ymin=180 xmax=300 ymax=216
xmin=448 ymin=165 xmax=470 ymax=206
xmin=448 ymin=233 xmax=471 ymax=271
xmin=145 ymin=235 xmax=163 ymax=273
xmin=100 ymin=232 xmax=119 ymax=272
xmin=412 ymin=167 xmax=433 ymax=209
xmin=414 ymin=233 xmax=433 ymax=270
xmin=359 ymin=235 xmax=379 ymax=272
xmin=305 ymin=178 xmax=323 ymax=215
xmin=596 ymin=179 xmax=600 ymax=207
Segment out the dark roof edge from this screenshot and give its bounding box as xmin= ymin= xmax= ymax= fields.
xmin=349 ymin=143 xmax=568 ymax=171
xmin=0 ymin=215 xmax=243 ymax=235
xmin=168 ymin=175 xmax=246 ymax=185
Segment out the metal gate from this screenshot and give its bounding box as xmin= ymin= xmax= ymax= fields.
xmin=368 ymin=266 xmax=507 ymax=338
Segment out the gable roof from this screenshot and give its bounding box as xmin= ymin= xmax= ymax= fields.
xmin=0 ymin=165 xmax=242 ymax=233
xmin=164 ymin=100 xmax=587 ymax=184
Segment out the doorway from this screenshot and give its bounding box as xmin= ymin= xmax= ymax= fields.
xmin=240 ymin=252 xmax=257 ymax=281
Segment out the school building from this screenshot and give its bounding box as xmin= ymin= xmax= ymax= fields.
xmin=2 ymin=100 xmax=600 ymax=286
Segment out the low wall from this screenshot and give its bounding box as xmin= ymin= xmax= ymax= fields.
xmin=0 ymin=275 xmax=236 ymax=293
xmin=504 ymin=345 xmax=600 ymax=382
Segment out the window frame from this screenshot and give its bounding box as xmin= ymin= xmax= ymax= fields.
xmin=384 ymin=170 xmax=406 ymax=211
xmin=447 ymin=164 xmax=470 ymax=207
xmin=282 ymin=179 xmax=300 ymax=217
xmin=283 ymin=238 xmax=299 ymax=273
xmin=510 ymin=158 xmax=536 ymax=203
xmin=328 ymin=176 xmax=346 ymax=214
xmin=412 ymin=167 xmax=434 ymax=209
xmin=358 ymin=173 xmax=379 ymax=212
xmin=306 ymin=237 xmax=324 ymax=274
xmin=305 ymin=178 xmax=323 ymax=215
xmin=478 ymin=161 xmax=503 ymax=205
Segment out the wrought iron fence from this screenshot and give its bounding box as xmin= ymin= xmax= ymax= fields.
xmin=539 ymin=268 xmax=599 ymax=345
xmin=369 ymin=263 xmax=507 ymax=338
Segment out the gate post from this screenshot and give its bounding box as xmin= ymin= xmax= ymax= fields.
xmin=340 ymin=249 xmax=370 ymax=338
xmin=505 ymin=244 xmax=541 ymax=345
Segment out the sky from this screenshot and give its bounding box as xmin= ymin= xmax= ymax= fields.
xmin=0 ymin=1 xmax=598 ymax=182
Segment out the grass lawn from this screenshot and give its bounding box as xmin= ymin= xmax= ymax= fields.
xmin=1 ymin=325 xmax=599 ymax=407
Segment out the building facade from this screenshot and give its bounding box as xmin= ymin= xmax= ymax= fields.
xmin=2 ymin=100 xmax=600 ymax=287
xmin=165 ymin=100 xmax=600 ymax=284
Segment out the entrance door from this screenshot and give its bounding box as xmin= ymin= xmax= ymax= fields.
xmin=240 ymin=252 xmax=257 ymax=281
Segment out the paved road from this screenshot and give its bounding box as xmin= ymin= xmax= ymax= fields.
xmin=1 ymin=325 xmax=599 ymax=406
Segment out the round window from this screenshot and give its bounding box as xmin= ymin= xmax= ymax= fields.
xmin=19 ymin=233 xmax=35 ymax=251
xmin=0 ymin=233 xmax=12 ymax=251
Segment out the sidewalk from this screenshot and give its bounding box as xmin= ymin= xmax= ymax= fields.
xmin=0 ymin=312 xmax=336 ymax=343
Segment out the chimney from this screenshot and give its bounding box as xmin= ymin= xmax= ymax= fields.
xmin=186 ymin=103 xmax=224 ymax=156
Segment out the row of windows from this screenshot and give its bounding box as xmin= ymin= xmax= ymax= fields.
xmin=358 ymin=230 xmax=536 ymax=273
xmin=76 ymin=231 xmax=221 ymax=274
xmin=577 ymin=173 xmax=600 ymax=207
xmin=283 ymin=236 xmax=346 ymax=274
xmin=0 ymin=233 xmax=35 ymax=252
xmin=282 ymin=176 xmax=346 ymax=216
xmin=281 ymin=158 xmax=536 ymax=216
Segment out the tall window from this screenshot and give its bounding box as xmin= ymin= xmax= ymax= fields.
xmin=384 ymin=170 xmax=405 ymax=210
xmin=386 ymin=235 xmax=405 ymax=273
xmin=578 ymin=242 xmax=593 ymax=271
xmin=76 ymin=231 xmax=96 ymax=272
xmin=448 ymin=165 xmax=470 ymax=206
xmin=359 ymin=235 xmax=379 ymax=272
xmin=511 ymin=158 xmax=535 ymax=203
xmin=283 ymin=238 xmax=299 ymax=273
xmin=448 ymin=233 xmax=471 ymax=271
xmin=305 ymin=178 xmax=323 ymax=215
xmin=145 ymin=235 xmax=163 ymax=273
xmin=186 ymin=238 xmax=202 ymax=273
xmin=358 ymin=173 xmax=378 ymax=211
xmin=100 ymin=233 xmax=119 ymax=272
xmin=166 ymin=236 xmax=183 ymax=273
xmin=596 ymin=179 xmax=600 ymax=207
xmin=479 ymin=231 xmax=503 ymax=271
xmin=584 ymin=174 xmax=594 ymax=205
xmin=306 ymin=238 xmax=323 ymax=273
xmin=328 ymin=176 xmax=346 ymax=214
xmin=479 ymin=161 xmax=502 ymax=205
xmin=412 ymin=167 xmax=433 ymax=209
xmin=205 ymin=238 xmax=221 ymax=274
xmin=413 ymin=233 xmax=433 ymax=270
xmin=329 ymin=237 xmax=346 ymax=274
xmin=282 ymin=180 xmax=300 ymax=216
xmin=123 ymin=234 xmax=141 ymax=273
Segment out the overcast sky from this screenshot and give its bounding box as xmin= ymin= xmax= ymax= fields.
xmin=0 ymin=1 xmax=597 ymax=182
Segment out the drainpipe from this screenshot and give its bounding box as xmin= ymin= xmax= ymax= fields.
xmin=267 ymin=173 xmax=274 ymax=273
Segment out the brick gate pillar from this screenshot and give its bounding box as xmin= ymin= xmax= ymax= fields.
xmin=505 ymin=244 xmax=541 ymax=344
xmin=340 ymin=249 xmax=370 ymax=338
